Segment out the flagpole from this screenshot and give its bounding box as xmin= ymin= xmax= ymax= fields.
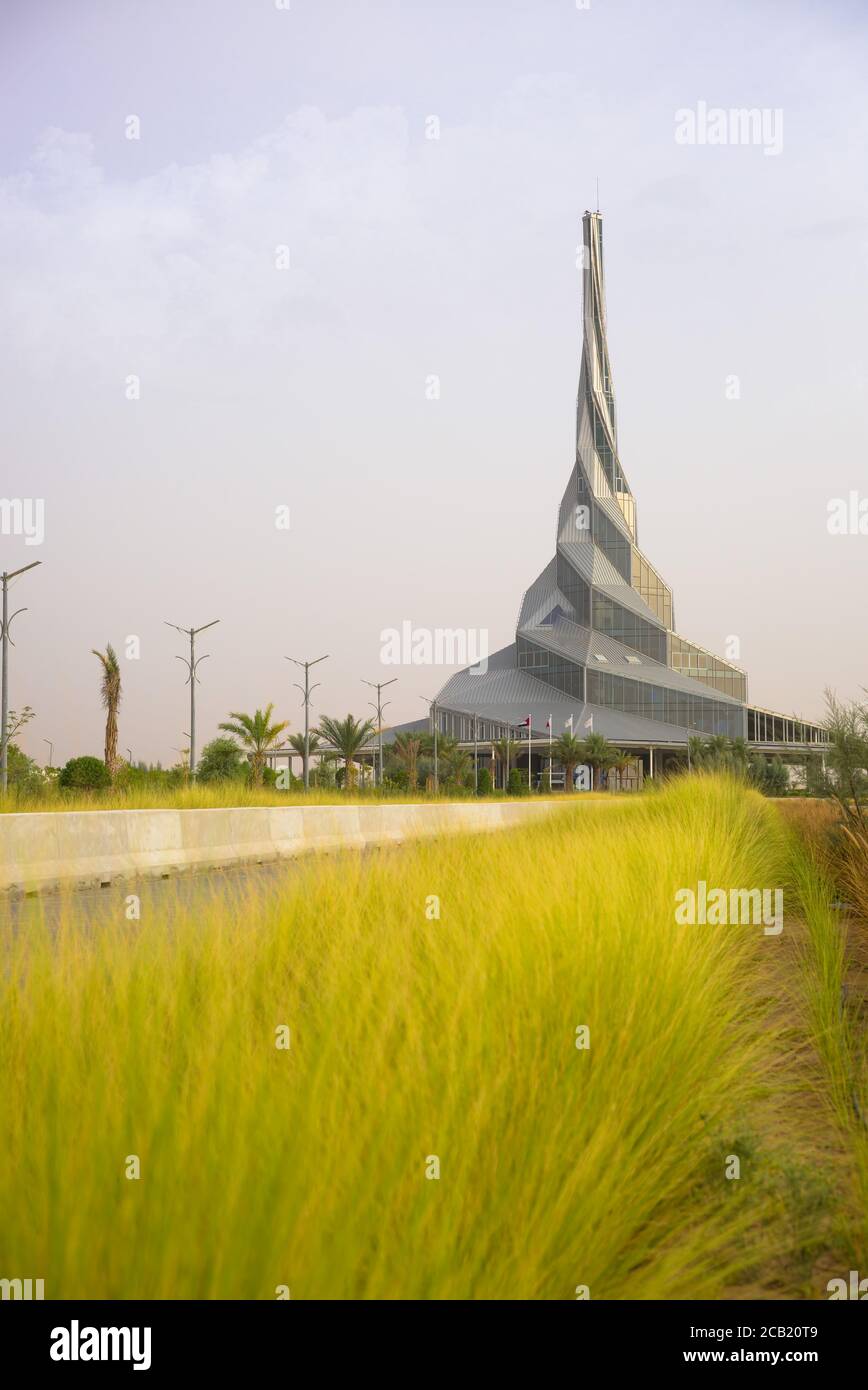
xmin=528 ymin=718 xmax=532 ymax=791
xmin=545 ymin=717 xmax=553 ymax=795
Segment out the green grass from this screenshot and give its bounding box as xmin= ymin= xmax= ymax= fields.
xmin=0 ymin=783 xmax=611 ymax=814
xmin=0 ymin=775 xmax=854 ymax=1298
xmin=788 ymin=834 xmax=868 ymax=1264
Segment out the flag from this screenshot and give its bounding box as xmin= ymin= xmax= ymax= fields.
xmin=546 ymin=714 xmax=552 ymax=731
xmin=583 ymin=716 xmax=593 ymax=730
xmin=565 ymin=714 xmax=573 ymax=733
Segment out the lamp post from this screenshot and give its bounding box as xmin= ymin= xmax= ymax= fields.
xmin=420 ymin=696 xmax=438 ymax=793
xmin=1 ymin=560 xmax=41 ymax=793
xmin=165 ymin=619 xmax=219 ymax=780
xmin=474 ymin=713 xmax=479 ymax=792
xmin=363 ymin=677 xmax=397 ymax=787
xmin=43 ymin=738 xmax=54 ymax=768
xmin=286 ymin=653 xmax=328 ymax=790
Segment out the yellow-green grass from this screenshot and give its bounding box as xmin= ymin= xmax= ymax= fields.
xmin=0 ymin=784 xmax=613 ymax=814
xmin=0 ymin=777 xmax=846 ymax=1298
xmin=787 ymin=831 xmax=868 ymax=1264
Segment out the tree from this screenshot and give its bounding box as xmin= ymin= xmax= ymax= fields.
xmin=477 ymin=767 xmax=492 ymax=796
xmin=196 ymin=736 xmax=246 ymax=784
xmin=92 ymin=645 xmax=121 ymax=774
xmin=5 ymin=706 xmax=35 ymax=742
xmin=390 ymin=732 xmax=423 ymax=791
xmin=218 ymin=705 xmax=290 ymax=787
xmin=582 ymin=732 xmax=621 ymax=789
xmin=550 ymin=733 xmax=586 ymax=792
xmin=318 ymin=714 xmax=375 ymax=791
xmin=287 ymin=730 xmax=323 ymax=774
xmin=823 ymin=690 xmax=868 ymax=834
xmin=434 ymin=734 xmax=471 ymax=788
xmin=765 ymin=755 xmax=789 ymax=797
xmin=6 ymin=743 xmax=42 ymax=795
xmin=59 ymin=755 xmax=111 ymax=791
xmin=608 ymin=751 xmax=633 ymax=790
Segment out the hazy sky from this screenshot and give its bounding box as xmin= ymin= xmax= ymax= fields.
xmin=1 ymin=0 xmax=866 ymax=766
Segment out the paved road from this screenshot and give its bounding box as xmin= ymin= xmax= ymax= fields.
xmin=0 ymin=857 xmax=312 ymax=934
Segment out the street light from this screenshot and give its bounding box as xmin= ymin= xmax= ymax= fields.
xmin=165 ymin=620 xmax=220 ymax=780
xmin=286 ymin=654 xmax=328 ymax=790
xmin=1 ymin=560 xmax=41 ymax=793
xmin=127 ymin=747 xmax=133 ymax=767
xmin=420 ymin=696 xmax=438 ymax=793
xmin=363 ymin=677 xmax=397 ymax=788
xmin=43 ymin=737 xmax=53 ymax=768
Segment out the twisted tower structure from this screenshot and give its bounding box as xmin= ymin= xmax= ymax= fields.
xmin=434 ymin=210 xmax=751 ymax=748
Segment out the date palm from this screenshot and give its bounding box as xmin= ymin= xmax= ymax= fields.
xmin=391 ymin=731 xmax=423 ymax=791
xmin=287 ymin=729 xmax=322 ymax=780
xmin=92 ymin=644 xmax=121 ymax=774
xmin=218 ymin=705 xmax=290 ymax=786
xmin=583 ymin=731 xmax=619 ymax=789
xmin=318 ymin=714 xmax=375 ymax=791
xmin=550 ymin=732 xmax=585 ymax=792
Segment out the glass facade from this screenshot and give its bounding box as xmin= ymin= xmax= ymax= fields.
xmin=746 ymin=708 xmax=825 ymax=745
xmin=556 ymin=553 xmax=591 ymax=626
xmin=587 ymin=668 xmax=744 ymax=737
xmin=669 ymin=635 xmax=747 ymax=701
xmin=591 ymin=391 xmax=616 ymax=491
xmin=631 ymin=550 xmax=673 ymax=628
xmin=591 ymin=593 xmax=667 ymax=662
xmin=517 ymin=636 xmax=585 ymax=699
xmin=592 ymin=501 xmax=631 ymax=581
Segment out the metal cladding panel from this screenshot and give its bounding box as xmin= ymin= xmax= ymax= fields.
xmin=519 ymin=617 xmax=744 ymax=705
xmin=558 ymin=537 xmax=594 ymax=583
xmin=515 ymin=557 xmax=567 ymax=629
xmin=593 ymin=579 xmax=664 ymax=624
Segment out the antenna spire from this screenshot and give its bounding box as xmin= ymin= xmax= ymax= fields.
xmin=595 ymin=176 xmax=600 ymax=212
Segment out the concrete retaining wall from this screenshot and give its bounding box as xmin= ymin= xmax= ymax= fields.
xmin=0 ymin=799 xmax=575 ymax=894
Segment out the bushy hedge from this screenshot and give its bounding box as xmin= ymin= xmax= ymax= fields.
xmin=59 ymin=756 xmax=111 ymax=791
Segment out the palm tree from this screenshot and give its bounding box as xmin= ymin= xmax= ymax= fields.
xmin=318 ymin=714 xmax=375 ymax=791
xmin=92 ymin=644 xmax=121 ymax=774
xmin=287 ymin=730 xmax=322 ymax=781
xmin=391 ymin=731 xmax=423 ymax=790
xmin=218 ymin=705 xmax=290 ymax=786
xmin=438 ymin=735 xmax=471 ymax=788
xmin=608 ymin=751 xmax=633 ymax=791
xmin=550 ymin=732 xmax=586 ymax=791
xmin=583 ymin=731 xmax=619 ymax=789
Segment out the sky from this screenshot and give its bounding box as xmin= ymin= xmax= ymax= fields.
xmin=1 ymin=0 xmax=866 ymax=767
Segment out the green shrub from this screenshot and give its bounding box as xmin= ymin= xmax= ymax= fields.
xmin=477 ymin=767 xmax=492 ymax=796
xmin=5 ymin=744 xmax=44 ymax=796
xmin=507 ymin=768 xmax=529 ymax=796
xmin=58 ymin=756 xmax=111 ymax=791
xmin=196 ymin=737 xmax=245 ymax=784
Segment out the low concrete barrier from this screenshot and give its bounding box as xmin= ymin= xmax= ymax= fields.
xmin=0 ymin=799 xmax=576 ymax=894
